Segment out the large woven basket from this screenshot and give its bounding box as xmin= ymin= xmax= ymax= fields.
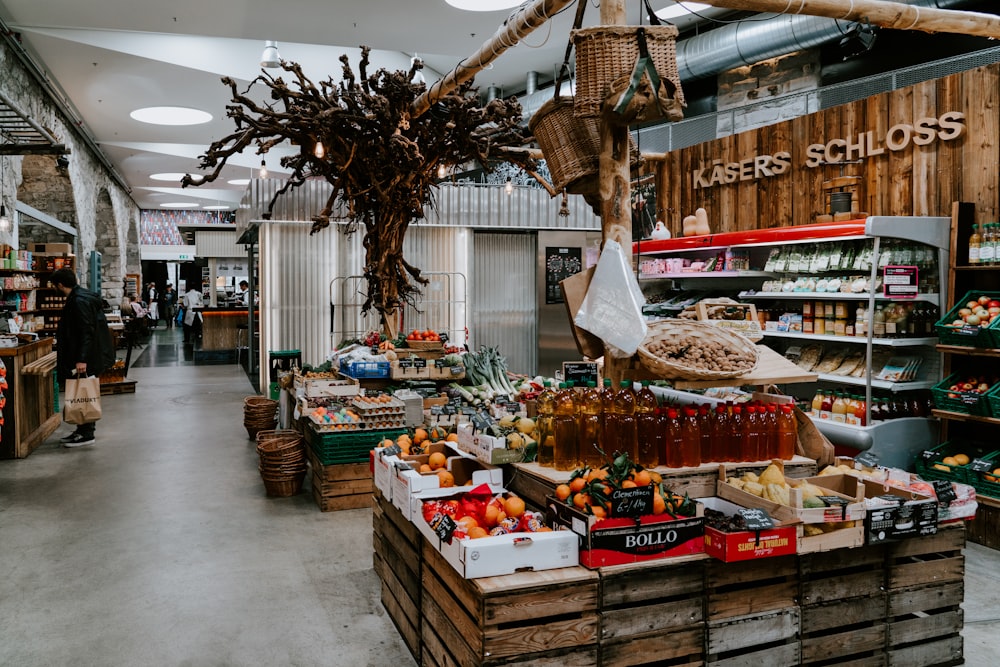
xmin=637 ymin=319 xmax=759 ymax=381
xmin=572 ymin=25 xmax=685 ymax=120
xmin=529 ymin=96 xmax=640 ymax=196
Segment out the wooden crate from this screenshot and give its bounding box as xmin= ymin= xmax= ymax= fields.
xmin=885 ymin=525 xmax=966 ymax=667
xmin=308 ymin=455 xmax=373 ymax=512
xmin=799 ymin=543 xmax=886 ymax=606
xmin=706 ymin=555 xmax=798 ymax=621
xmin=706 ymin=608 xmax=800 ymax=666
xmin=800 ymin=595 xmax=887 ymax=666
xmin=598 ymin=556 xmax=706 ymax=667
xmin=421 ymin=539 xmax=600 ymax=667
xmin=373 ymin=492 xmax=422 ymax=661
xmin=966 ymin=498 xmax=1000 ymax=549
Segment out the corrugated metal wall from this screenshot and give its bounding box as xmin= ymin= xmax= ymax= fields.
xmin=195 ymin=229 xmax=240 ymax=258
xmin=472 ymin=232 xmax=537 ymax=374
xmin=429 ymin=183 xmax=600 ymax=230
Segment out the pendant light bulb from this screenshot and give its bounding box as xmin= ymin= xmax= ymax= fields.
xmin=437 ymin=164 xmax=447 ymax=179
xmin=314 ymin=141 xmax=325 ymax=159
xmin=504 ymin=179 xmax=513 ymax=195
xmin=259 ymin=159 xmax=268 ymax=179
xmin=0 ymin=205 xmax=10 ymax=233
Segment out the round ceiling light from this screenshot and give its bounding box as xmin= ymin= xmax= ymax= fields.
xmin=130 ymin=106 xmax=213 ymax=126
xmin=150 ymin=172 xmax=202 ymax=183
xmin=228 ymin=178 xmax=251 ymax=186
xmin=444 ymin=0 xmax=521 ymax=10
xmin=159 ymin=202 xmax=200 ymax=209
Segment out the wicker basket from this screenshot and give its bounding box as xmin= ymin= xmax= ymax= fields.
xmin=572 ymin=25 xmax=685 ymax=120
xmin=529 ymin=96 xmax=641 ymax=196
xmin=244 ymin=396 xmax=279 ymax=438
xmin=404 ymin=339 xmax=444 ymax=351
xmin=637 ymin=319 xmax=759 ymax=381
xmin=261 ymin=472 xmax=306 ymax=498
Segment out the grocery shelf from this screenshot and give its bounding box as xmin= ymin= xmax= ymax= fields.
xmin=932 ymin=409 xmax=1000 ymax=425
xmin=936 ymin=344 xmax=1000 ymax=358
xmin=976 ymin=493 xmax=1000 ymax=509
xmin=815 ymin=373 xmax=936 ymax=392
xmin=760 ymin=330 xmax=938 ymax=347
xmin=639 ymin=271 xmax=774 ymax=281
xmin=740 ymin=291 xmax=940 ymax=306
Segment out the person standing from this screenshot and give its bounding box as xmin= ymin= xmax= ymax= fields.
xmin=49 ymin=268 xmax=115 ymax=447
xmin=237 ymin=280 xmax=250 ymax=306
xmin=162 ymin=283 xmax=178 ymax=328
xmin=146 ymin=282 xmax=159 ymax=326
xmin=183 ymin=283 xmax=204 ymax=344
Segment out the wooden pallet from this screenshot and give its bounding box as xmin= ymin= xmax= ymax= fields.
xmin=100 ymin=379 xmax=136 ymax=395
xmin=421 ymin=539 xmax=600 ymax=667
xmin=599 ymin=556 xmax=706 ymax=667
xmin=706 ymin=608 xmax=801 ymax=666
xmin=373 ymin=492 xmax=422 ymax=661
xmin=885 ymin=525 xmax=965 ymax=667
xmin=706 ymin=555 xmax=799 ymax=621
xmin=308 ymin=454 xmax=373 ymax=512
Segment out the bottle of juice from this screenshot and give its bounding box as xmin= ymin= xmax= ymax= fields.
xmin=744 ymin=405 xmax=761 ymax=461
xmin=679 ymin=406 xmax=702 ymax=467
xmin=853 ymin=394 xmax=867 ymax=426
xmin=776 ymin=404 xmax=797 ymax=460
xmin=552 ymin=382 xmax=579 ymax=471
xmin=811 ymin=389 xmax=824 ymax=418
xmin=764 ymin=403 xmax=779 ymax=460
xmin=599 ymin=377 xmax=616 ymax=443
xmin=730 ymin=405 xmax=746 ymax=461
xmin=535 ymin=381 xmax=556 ymax=467
xmin=982 ymin=223 xmax=996 ymax=265
xmin=969 ymin=223 xmax=981 ymax=265
xmin=577 ymin=381 xmax=604 ymax=469
xmin=711 ymin=405 xmax=731 ymax=462
xmin=634 ymin=381 xmax=661 ymax=468
xmin=698 ymin=404 xmax=713 ymax=463
xmin=664 ymin=407 xmax=683 ymax=468
xmin=608 ymin=380 xmax=639 ymax=468
xmin=820 ymin=391 xmax=833 ymax=420
xmin=831 ymin=392 xmax=848 ymax=423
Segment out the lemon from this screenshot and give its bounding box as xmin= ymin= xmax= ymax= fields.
xmin=941 ymin=456 xmax=959 ymax=466
xmin=953 ymin=453 xmax=970 ymax=466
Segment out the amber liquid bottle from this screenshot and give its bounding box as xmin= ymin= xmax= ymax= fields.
xmin=730 ymin=405 xmax=747 ymax=462
xmin=679 ymin=406 xmax=702 ymax=467
xmin=776 ymin=404 xmax=797 ymax=460
xmin=535 ymin=382 xmax=556 ymax=467
xmin=745 ymin=405 xmax=762 ymax=462
xmin=664 ymin=407 xmax=683 ymax=468
xmin=698 ymin=404 xmax=713 ymax=463
xmin=609 ymin=380 xmax=638 ymax=463
xmin=552 ymin=382 xmax=579 ymax=470
xmin=577 ymin=381 xmax=605 ymax=469
xmin=635 ymin=381 xmax=661 ymax=468
xmin=598 ymin=377 xmax=616 ymax=456
xmin=710 ymin=405 xmax=730 ymax=463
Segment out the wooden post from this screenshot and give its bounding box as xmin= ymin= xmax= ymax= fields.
xmin=697 ymin=0 xmax=1000 ymax=39
xmin=599 ymin=0 xmax=633 ymax=386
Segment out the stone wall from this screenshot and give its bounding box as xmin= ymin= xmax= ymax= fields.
xmin=0 ymin=39 xmax=139 ymax=304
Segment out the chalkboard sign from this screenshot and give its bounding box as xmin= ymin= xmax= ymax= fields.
xmin=610 ymin=485 xmax=654 ymax=518
xmin=439 ymin=331 xmax=450 ymax=343
xmin=506 ymin=403 xmax=520 ymax=414
xmin=818 ymin=495 xmax=850 ymax=520
xmin=460 ymin=406 xmax=477 ymax=416
xmin=413 ymin=358 xmax=427 ymax=369
xmin=435 ymin=358 xmax=446 ymax=368
xmin=443 ymin=405 xmax=457 ymax=416
xmin=737 ymin=507 xmax=775 ymax=531
xmin=931 ymin=479 xmax=957 ymax=504
xmin=920 ymin=449 xmax=938 ymax=461
xmin=970 ymin=458 xmax=993 ymax=473
xmin=382 ymin=443 xmax=403 ymax=457
xmin=430 ymin=512 xmax=458 ymax=544
xmin=451 ymin=366 xmax=464 ymax=376
xmin=854 ymin=450 xmax=880 ymax=468
xmin=398 ymin=358 xmax=415 ymax=369
xmin=471 ymin=412 xmax=493 ymax=432
xmin=370 ymin=345 xmax=379 ymax=356
xmin=430 ymin=405 xmax=444 ymax=416
xmin=563 ymin=361 xmax=599 ymax=388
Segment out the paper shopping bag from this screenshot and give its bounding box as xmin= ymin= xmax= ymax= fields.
xmin=63 ymin=375 xmax=102 ymax=424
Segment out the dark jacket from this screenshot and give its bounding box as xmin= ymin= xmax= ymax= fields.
xmin=56 ymin=286 xmax=116 ymax=379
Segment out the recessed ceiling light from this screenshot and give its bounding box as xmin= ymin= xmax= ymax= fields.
xmin=656 ymin=2 xmax=711 ymax=20
xmin=159 ymin=202 xmax=200 ymax=209
xmin=202 ymin=205 xmax=231 ymax=211
xmin=228 ymin=178 xmax=251 ymax=186
xmin=150 ymin=172 xmax=202 ymax=182
xmin=445 ymin=0 xmax=521 ymax=11
xmin=130 ymin=106 xmax=212 ymax=126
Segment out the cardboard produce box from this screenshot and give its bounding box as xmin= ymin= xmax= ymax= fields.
xmin=455 ymin=422 xmax=530 ymax=465
xmin=701 ymin=496 xmax=797 ymax=562
xmin=861 ymin=478 xmax=938 ymax=544
xmin=392 ymin=451 xmax=502 ymax=522
xmin=717 ymin=467 xmax=865 ymax=525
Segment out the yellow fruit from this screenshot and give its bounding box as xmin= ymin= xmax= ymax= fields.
xmin=504 ymin=495 xmax=526 ymax=518
xmin=468 ymin=527 xmax=489 ymax=539
xmin=419 ymin=463 xmax=432 ymax=473
xmin=428 ymin=452 xmax=447 ymax=470
xmin=953 ymin=453 xmax=970 ymax=466
xmin=555 ymin=484 xmax=571 ymax=501
xmin=437 ymin=470 xmax=455 ymax=488
xmin=942 ymin=456 xmax=959 ymax=466
xmin=758 ymin=463 xmax=785 ymax=486
xmin=933 ymin=463 xmax=952 ymax=472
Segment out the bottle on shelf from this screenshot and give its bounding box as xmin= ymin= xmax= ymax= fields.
xmin=831 ymin=391 xmax=848 ymax=423
xmin=872 ymin=307 xmax=886 ymax=338
xmin=535 ymin=382 xmax=556 ymax=467
xmin=980 ymin=223 xmax=996 ymax=265
xmin=577 ymin=381 xmax=604 ymax=469
xmin=552 ymin=382 xmax=579 ymax=471
xmin=853 ymin=394 xmax=867 ymax=426
xmin=820 ymin=391 xmax=833 ymax=420
xmin=709 ymin=405 xmax=730 ymax=463
xmin=811 ymin=389 xmax=824 ymax=418
xmin=679 ymin=406 xmax=702 ymax=467
xmin=776 ymin=404 xmax=797 ymax=460
xmin=634 ymin=381 xmax=660 ymax=468
xmin=599 ymin=377 xmax=616 ymax=434
xmin=698 ymin=404 xmax=713 ymax=464
xmin=855 ymin=305 xmax=867 ymax=338
xmin=664 ymin=407 xmax=683 ymax=468
xmin=608 ymin=380 xmax=638 ymax=463
xmin=731 ymin=405 xmax=748 ymax=461
xmin=764 ymin=403 xmax=779 ymax=459
xmin=968 ymin=223 xmax=981 ymax=265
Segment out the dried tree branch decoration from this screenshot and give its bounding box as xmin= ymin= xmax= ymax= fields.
xmin=183 ymin=48 xmax=533 ymax=331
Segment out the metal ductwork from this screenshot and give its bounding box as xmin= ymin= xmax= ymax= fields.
xmin=517 ymin=0 xmax=976 ymax=122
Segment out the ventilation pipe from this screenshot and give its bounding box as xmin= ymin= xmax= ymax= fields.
xmin=525 ymin=71 xmax=539 ymax=96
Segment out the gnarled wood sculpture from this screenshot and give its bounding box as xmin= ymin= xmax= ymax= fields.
xmin=183 ymin=47 xmax=533 ymax=333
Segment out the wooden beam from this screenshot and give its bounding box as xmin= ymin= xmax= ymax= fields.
xmin=411 ymin=0 xmax=578 ymax=118
xmin=0 ymin=144 xmax=69 ymax=156
xmin=698 ymin=0 xmax=1000 ymax=39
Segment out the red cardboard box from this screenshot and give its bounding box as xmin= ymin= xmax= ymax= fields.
xmin=701 ymin=497 xmax=797 ymax=562
xmin=546 ymin=496 xmax=704 ymax=568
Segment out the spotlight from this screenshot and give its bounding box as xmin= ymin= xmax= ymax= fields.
xmin=260 ymin=40 xmax=281 ymax=68
xmin=839 ymin=22 xmax=877 ymax=60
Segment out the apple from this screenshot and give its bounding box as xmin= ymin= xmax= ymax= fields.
xmin=979 ymin=383 xmax=991 ymax=392
xmin=968 ymin=300 xmax=981 ymax=310
xmin=966 ymin=314 xmax=981 ymax=326
xmin=979 ymin=295 xmax=992 ymax=306
xmin=949 ymin=384 xmax=961 ymax=391
xmin=989 ymin=300 xmax=1000 ymax=308
xmin=959 ymin=308 xmax=973 ymax=317
xmin=988 ymin=307 xmax=1000 ymax=316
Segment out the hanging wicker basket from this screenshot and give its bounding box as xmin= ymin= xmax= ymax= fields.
xmin=572 ymin=24 xmax=685 ymax=120
xmin=637 ymin=319 xmax=759 ymax=381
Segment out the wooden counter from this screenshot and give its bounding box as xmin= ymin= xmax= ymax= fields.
xmin=195 ymin=307 xmax=257 ymax=352
xmin=1 ymin=338 xmax=61 ymax=459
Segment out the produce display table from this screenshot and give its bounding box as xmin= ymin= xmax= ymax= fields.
xmin=374 ymin=484 xmax=967 ymax=666
xmin=1 ymin=338 xmax=60 ymax=459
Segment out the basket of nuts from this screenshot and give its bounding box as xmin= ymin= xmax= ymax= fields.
xmin=637 ymin=319 xmax=759 ymax=380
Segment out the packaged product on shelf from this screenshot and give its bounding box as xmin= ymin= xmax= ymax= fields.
xmin=701 ymin=496 xmax=798 ymax=562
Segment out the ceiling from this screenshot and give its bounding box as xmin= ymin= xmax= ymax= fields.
xmin=0 ymin=0 xmax=733 ymax=212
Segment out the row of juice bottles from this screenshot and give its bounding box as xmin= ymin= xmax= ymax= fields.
xmin=534 ymin=379 xmax=798 ymax=471
xmin=809 ymin=389 xmax=934 ymax=426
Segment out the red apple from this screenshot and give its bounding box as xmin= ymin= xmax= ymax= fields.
xmin=952 ymin=319 xmax=965 ymax=327
xmin=962 ymin=382 xmax=976 ymax=391
xmin=988 ymin=307 xmax=1000 ymax=316
xmin=989 ymin=300 xmax=1000 ymax=308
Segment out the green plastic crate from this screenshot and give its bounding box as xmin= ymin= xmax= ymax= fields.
xmin=915 ymin=440 xmax=998 ymax=485
xmin=930 ymin=373 xmax=992 ymax=417
xmin=304 ymin=425 xmax=405 ymax=465
xmin=935 ymin=290 xmax=1000 ymax=348
xmin=971 ymin=453 xmax=1000 ymax=499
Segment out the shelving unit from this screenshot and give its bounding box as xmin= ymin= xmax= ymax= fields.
xmin=635 ymin=216 xmax=950 ymax=469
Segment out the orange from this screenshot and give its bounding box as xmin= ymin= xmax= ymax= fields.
xmin=483 ymin=504 xmax=501 ymax=527
xmin=648 ymin=470 xmax=662 ymax=485
xmin=413 ymin=428 xmax=429 ymax=445
xmin=652 ymin=493 xmax=666 ymax=515
xmin=569 ymin=477 xmax=587 ymax=494
xmin=953 ymin=453 xmax=970 ymax=466
xmin=428 ymin=452 xmax=447 ymax=470
xmin=555 ymin=484 xmax=572 ymax=501
xmin=446 ymin=433 xmax=459 ymax=443
xmin=381 ymin=438 xmax=394 ymax=448
xmin=632 ymin=470 xmax=652 ymax=487
xmin=590 ymin=504 xmax=607 ymax=519
xmin=504 ymin=495 xmax=526 ymax=518
xmin=573 ymin=493 xmax=591 ymax=510
xmin=419 ymin=463 xmax=432 ymax=473
xmin=622 ymin=480 xmax=637 ymax=489
xmin=437 ymin=470 xmax=455 ymax=488
xmin=468 ymin=526 xmax=489 ymax=539
xmin=942 ymin=456 xmax=959 ymax=466
xmin=587 ymin=468 xmax=610 ymax=483
xmin=456 ymin=515 xmax=478 ymax=530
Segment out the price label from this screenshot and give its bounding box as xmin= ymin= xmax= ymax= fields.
xmin=381 ymin=443 xmax=402 ymax=457
xmin=818 ymin=495 xmax=850 ymax=520
xmin=506 ymin=403 xmax=520 ymax=414
xmin=969 ymin=458 xmax=993 ymax=473
xmin=449 ymin=397 xmax=462 ymax=406
xmin=471 ymin=413 xmax=493 ymax=432
xmin=451 ymin=366 xmax=464 ymax=376
xmin=430 ymin=512 xmax=458 ymax=544
xmin=439 ymin=331 xmax=449 ymax=343
xmin=562 ymin=361 xmax=599 ymax=388
xmin=737 ymin=507 xmax=775 ymax=531
xmin=610 ymin=486 xmax=654 ymax=518
xmin=961 ymin=393 xmax=981 ymax=406
xmin=430 ymin=406 xmax=444 ymax=416
xmin=931 ymin=479 xmax=957 ymax=504
xmin=854 ymin=451 xmax=880 ymax=468
xmin=443 ymin=405 xmax=457 ymax=416
xmin=435 ymin=358 xmax=446 ymax=368
xmin=370 ymin=345 xmax=379 ymax=356
xmin=398 ymin=358 xmax=414 ymax=369
xmin=413 ymin=358 xmax=427 ymax=369
xmin=921 ymin=449 xmax=938 ymax=461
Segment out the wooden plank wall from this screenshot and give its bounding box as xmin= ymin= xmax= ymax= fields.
xmin=659 ymin=64 xmax=1000 ymax=235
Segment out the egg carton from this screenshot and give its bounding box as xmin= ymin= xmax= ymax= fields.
xmin=351 ymin=395 xmax=406 ymax=417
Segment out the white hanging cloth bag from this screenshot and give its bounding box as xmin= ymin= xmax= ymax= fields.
xmin=574 ymin=239 xmax=647 ymax=358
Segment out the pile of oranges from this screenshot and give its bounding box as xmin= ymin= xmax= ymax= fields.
xmin=378 ymin=426 xmax=461 ymax=488
xmin=406 ymin=329 xmax=441 ymax=342
xmin=555 ymin=465 xmax=692 ymax=520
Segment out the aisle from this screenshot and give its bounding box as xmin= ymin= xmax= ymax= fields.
xmin=0 ymin=334 xmax=415 ymax=667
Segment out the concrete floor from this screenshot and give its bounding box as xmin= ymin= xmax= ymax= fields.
xmin=0 ymin=326 xmax=997 ymax=666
